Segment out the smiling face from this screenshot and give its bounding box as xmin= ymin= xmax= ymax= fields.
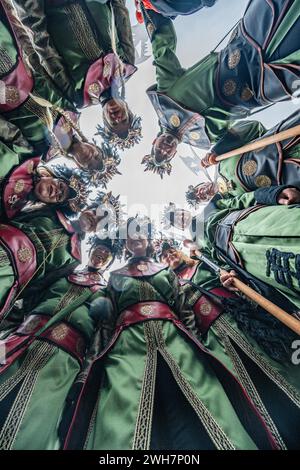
xmin=34 ymin=177 xmax=70 ymax=204
xmin=89 ymin=244 xmax=113 ymax=270
xmin=126 ymin=235 xmax=149 ymax=258
xmin=70 ymin=141 xmax=104 ymax=171
xmin=161 ymin=247 xmax=183 ymax=270
xmin=153 ymin=133 xmax=179 ymax=164
xmin=103 ymin=99 xmax=131 ymax=136
xmin=193 ymin=182 xmax=217 ymax=203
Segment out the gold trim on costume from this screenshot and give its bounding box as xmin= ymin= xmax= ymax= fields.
xmin=132 ymin=321 xmax=157 ymax=450
xmin=190 ymin=131 xmax=200 ymax=141
xmin=140 ymin=305 xmax=155 ymax=316
xmin=215 ymin=316 xmax=300 ymax=408
xmin=0 ymin=47 xmax=14 ymax=75
xmin=154 ymin=322 xmax=235 ymax=450
xmin=213 ymin=318 xmax=287 ymax=450
xmin=0 ymin=342 xmax=55 ymax=450
xmin=0 ymin=247 xmax=10 ymax=267
xmin=88 ymin=82 xmax=101 ymax=101
xmin=63 ymin=4 xmax=103 ymax=61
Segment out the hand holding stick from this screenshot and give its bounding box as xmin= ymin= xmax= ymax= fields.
xmin=184 ymin=240 xmax=300 ymax=336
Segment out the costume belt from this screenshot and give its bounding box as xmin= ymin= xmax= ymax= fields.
xmin=5 ymin=315 xmax=87 ymax=364
xmin=117 ymin=302 xmax=177 ymax=327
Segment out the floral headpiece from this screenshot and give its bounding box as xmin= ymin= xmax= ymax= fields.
xmin=96 ymin=115 xmax=142 ymax=151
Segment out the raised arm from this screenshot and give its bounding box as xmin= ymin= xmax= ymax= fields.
xmin=12 ymin=0 xmax=73 ymax=96
xmin=211 ymin=120 xmax=266 ymax=156
xmin=111 ymin=0 xmax=136 ymax=65
xmin=141 ymin=4 xmax=185 ymax=92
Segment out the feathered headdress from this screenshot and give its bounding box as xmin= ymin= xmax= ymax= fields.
xmin=44 ymin=163 xmax=92 ymax=212
xmin=153 ymin=236 xmax=181 ymax=262
xmin=88 ymin=234 xmax=124 ymax=265
xmin=86 ymin=140 xmax=121 ymax=188
xmin=96 ymin=115 xmax=142 ymax=151
xmin=141 ymin=152 xmax=173 ymax=179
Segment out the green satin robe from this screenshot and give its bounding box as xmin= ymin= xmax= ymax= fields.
xmin=84 ymin=259 xmax=260 ymax=450
xmin=0 ymin=276 xmax=106 ymax=450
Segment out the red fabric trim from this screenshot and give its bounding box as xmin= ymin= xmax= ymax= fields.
xmin=0 ymin=223 xmax=37 ymax=285
xmin=0 ymin=315 xmax=87 ymax=373
xmin=193 ymin=287 xmax=236 ymax=334
xmin=83 ymin=54 xmax=136 ymax=107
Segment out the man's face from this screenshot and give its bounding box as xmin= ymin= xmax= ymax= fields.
xmin=89 ymin=245 xmax=113 ymax=270
xmin=173 ymin=209 xmax=192 ymax=231
xmin=161 ymin=248 xmax=182 ymax=270
xmin=34 ymin=177 xmax=69 ymax=204
xmin=194 ymin=182 xmax=216 ymax=203
xmin=153 ymin=133 xmax=178 ymax=163
xmin=126 ymin=234 xmax=148 ymax=257
xmin=71 ymin=142 xmax=104 ymax=171
xmin=103 ymin=99 xmax=130 ymax=136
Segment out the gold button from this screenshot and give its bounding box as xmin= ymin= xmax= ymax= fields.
xmin=51 ymin=324 xmax=69 ymax=341
xmin=242 ymin=160 xmax=257 ymax=176
xmin=17 ymin=246 xmax=33 ymax=263
xmin=255 ymin=175 xmax=272 ymax=188
xmin=228 ymin=49 xmax=241 ymax=69
xmin=223 ymin=79 xmax=237 ymax=96
xmin=140 ymin=305 xmax=154 ymax=316
xmin=169 ymin=114 xmax=181 ymax=128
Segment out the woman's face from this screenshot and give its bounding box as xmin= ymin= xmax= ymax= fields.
xmin=126 ymin=235 xmax=148 ymax=257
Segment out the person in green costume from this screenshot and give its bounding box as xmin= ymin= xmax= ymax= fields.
xmin=0 ymin=210 xmax=82 ymax=324
xmin=157 ymin=239 xmax=300 ymax=449
xmin=12 ymin=0 xmax=142 ymax=150
xmin=62 ymin=215 xmax=279 ymax=451
xmin=0 ymin=2 xmax=117 ymax=178
xmin=0 ymin=155 xmax=97 ymax=220
xmin=139 ymin=0 xmax=300 ymax=178
xmin=162 ymin=197 xmax=300 ymax=309
xmin=0 ymin=235 xmax=122 ymax=450
xmin=185 ymin=109 xmax=300 ymax=208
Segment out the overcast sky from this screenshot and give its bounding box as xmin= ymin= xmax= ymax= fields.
xmin=79 ymin=0 xmax=298 ymax=267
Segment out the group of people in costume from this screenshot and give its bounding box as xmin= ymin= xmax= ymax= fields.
xmin=0 ymin=0 xmax=300 ymax=451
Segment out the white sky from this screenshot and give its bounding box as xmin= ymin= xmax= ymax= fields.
xmin=79 ymin=0 xmax=298 ymax=268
